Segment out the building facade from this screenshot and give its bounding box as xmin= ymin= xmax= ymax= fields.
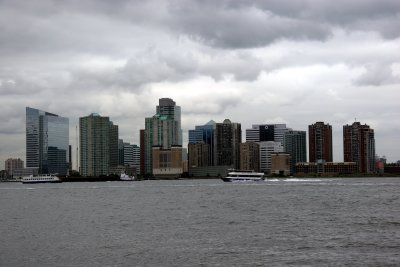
xmin=118 ymin=139 xmax=124 ymax=165
xmin=152 ymin=146 xmax=182 ymax=177
xmin=122 ymin=142 xmax=140 ymax=172
xmin=240 ymin=142 xmax=260 ymax=171
xmin=188 ymin=142 xmax=210 ymax=168
xmin=156 ymin=98 xmax=182 ymax=146
xmin=271 ymin=153 xmax=290 ymax=176
xmin=132 ymin=144 xmax=140 ymax=174
xmin=246 ymin=124 xmax=291 ymax=144
xmin=123 ymin=142 xmax=134 ymax=167
xmin=79 ymin=113 xmax=117 ymax=177
xmin=12 ymin=168 xmax=39 ymax=178
xmin=343 ymin=122 xmax=376 ymax=173
xmin=140 ymin=129 xmax=145 ymax=176
xmin=5 ymin=158 xmax=24 ymax=176
xmin=284 ymin=130 xmax=307 ymax=175
xmin=144 ymin=98 xmax=183 ymax=177
xmin=214 ymin=119 xmax=242 ymax=169
xmin=259 ymin=141 xmax=284 ymax=174
xmin=188 ymin=120 xmax=215 ymax=165
xmin=296 ymin=162 xmax=358 ymax=175
xmin=26 ymin=107 xmax=69 ymax=175
xmin=109 ymin=123 xmax=119 ymax=168
xmin=308 ymin=122 xmax=333 ymax=163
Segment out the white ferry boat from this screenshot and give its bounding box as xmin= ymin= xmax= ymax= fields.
xmin=222 ymin=170 xmax=265 ymax=182
xmin=120 ymin=173 xmax=135 ymax=181
xmin=21 ymin=174 xmax=62 ymax=184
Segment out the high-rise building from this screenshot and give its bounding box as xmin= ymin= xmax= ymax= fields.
xmin=109 ymin=123 xmax=119 ymax=168
xmin=122 ymin=142 xmax=140 ymax=172
xmin=132 ymin=144 xmax=140 ymax=173
xmin=123 ymin=142 xmax=134 ymax=167
xmin=140 ymin=129 xmax=145 ymax=175
xmin=214 ymin=119 xmax=241 ymax=169
xmin=259 ymin=141 xmax=283 ymax=174
xmin=188 ymin=120 xmax=215 ymax=165
xmin=343 ymin=122 xmax=375 ymax=173
xmin=80 ymin=113 xmax=118 ymax=177
xmin=188 ymin=142 xmax=210 ymax=168
xmin=5 ymin=158 xmax=24 ymax=176
xmin=284 ymin=130 xmax=307 ymax=174
xmin=26 ymin=107 xmax=69 ymax=175
xmin=118 ymin=139 xmax=124 ymax=165
xmin=246 ymin=124 xmax=291 ymax=145
xmin=188 ymin=129 xmax=203 ymax=144
xmin=144 ymin=119 xmax=153 ymax=176
xmin=144 ymin=98 xmax=183 ymax=177
xmin=245 ymin=123 xmax=290 ymax=173
xmin=240 ymin=142 xmax=260 ymax=171
xmin=308 ymin=122 xmax=333 ymax=162
xmin=68 ymin=145 xmax=72 ymax=171
xmin=157 ymin=98 xmax=182 ymax=145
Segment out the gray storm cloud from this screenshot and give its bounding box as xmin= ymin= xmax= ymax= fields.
xmin=167 ymin=0 xmax=400 ymax=48
xmin=1 ymin=0 xmax=400 ymax=167
xmin=1 ymin=0 xmax=400 ymax=53
xmin=355 ymin=64 xmax=400 ymax=86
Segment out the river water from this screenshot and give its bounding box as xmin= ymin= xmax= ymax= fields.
xmin=1 ymin=178 xmax=400 ymax=266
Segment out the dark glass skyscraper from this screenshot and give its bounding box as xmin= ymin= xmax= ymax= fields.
xmin=26 ymin=107 xmax=69 ymax=175
xmin=214 ymin=119 xmax=242 ymax=169
xmin=284 ymin=130 xmax=307 ymax=174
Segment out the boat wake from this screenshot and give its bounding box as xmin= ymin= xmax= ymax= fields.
xmin=284 ymin=178 xmax=329 ymax=182
xmin=266 ymin=178 xmax=332 ymax=182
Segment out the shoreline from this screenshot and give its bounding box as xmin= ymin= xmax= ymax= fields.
xmin=2 ymin=174 xmax=400 ymax=183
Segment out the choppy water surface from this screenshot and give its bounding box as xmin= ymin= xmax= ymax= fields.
xmin=1 ymin=178 xmax=400 ymax=266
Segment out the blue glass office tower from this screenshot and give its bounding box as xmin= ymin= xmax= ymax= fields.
xmin=26 ymin=107 xmax=69 ymax=175
xmin=188 ymin=120 xmax=215 ymax=165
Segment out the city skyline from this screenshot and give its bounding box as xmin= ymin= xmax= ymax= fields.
xmin=1 ymin=104 xmax=384 ymax=171
xmin=1 ymin=1 xmax=400 ymax=169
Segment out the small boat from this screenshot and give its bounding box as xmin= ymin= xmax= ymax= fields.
xmin=120 ymin=173 xmax=135 ymax=181
xmin=21 ymin=174 xmax=62 ymax=184
xmin=222 ymin=170 xmax=265 ymax=182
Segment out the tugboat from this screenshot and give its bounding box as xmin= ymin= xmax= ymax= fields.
xmin=120 ymin=172 xmax=135 ymax=181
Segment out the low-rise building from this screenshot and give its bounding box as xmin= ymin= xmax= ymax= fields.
xmin=271 ymin=153 xmax=290 ymax=176
xmin=152 ymin=146 xmax=183 ymax=178
xmin=13 ymin=167 xmax=39 ymax=178
xmin=188 ymin=165 xmax=231 ymax=178
xmin=296 ymin=161 xmax=358 ymax=176
xmin=5 ymin=158 xmax=24 ymax=176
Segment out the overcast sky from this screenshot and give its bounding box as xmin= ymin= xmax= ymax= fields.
xmin=1 ymin=0 xmax=400 ymax=169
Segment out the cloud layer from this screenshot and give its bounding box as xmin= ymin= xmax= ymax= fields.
xmin=1 ymin=0 xmax=400 ymax=168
